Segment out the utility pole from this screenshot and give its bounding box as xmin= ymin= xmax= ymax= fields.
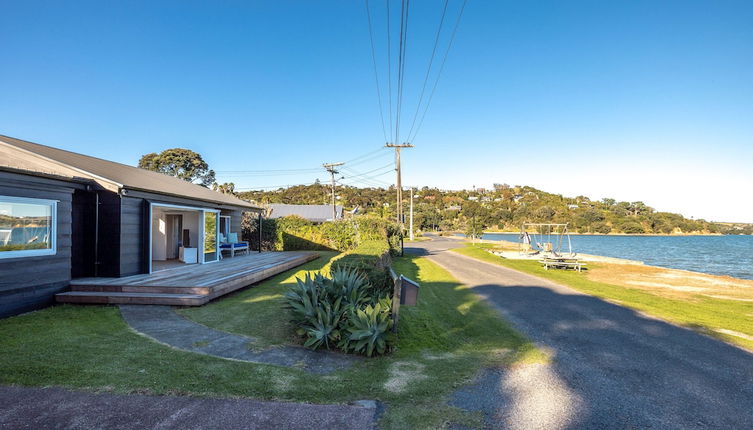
xmin=385 ymin=143 xmax=413 ymax=224
xmin=409 ymin=186 xmax=414 ymax=241
xmin=323 ymin=162 xmax=344 ymax=221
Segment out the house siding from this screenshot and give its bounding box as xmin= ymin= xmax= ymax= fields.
xmin=120 ymin=196 xmax=146 ymax=276
xmin=94 ymin=191 xmax=121 ymax=277
xmin=0 ymin=171 xmax=78 ymax=317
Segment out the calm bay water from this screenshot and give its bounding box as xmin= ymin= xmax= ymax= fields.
xmin=479 ymin=233 xmax=753 ymax=280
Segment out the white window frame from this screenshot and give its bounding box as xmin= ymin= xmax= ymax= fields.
xmin=147 ymin=202 xmax=221 ymax=273
xmin=201 ymin=209 xmax=221 ymax=264
xmin=0 ymin=195 xmax=57 ymax=259
xmin=219 ymin=215 xmax=231 ymax=239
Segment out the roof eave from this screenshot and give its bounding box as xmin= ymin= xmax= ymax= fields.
xmin=122 ymin=185 xmax=263 ymax=211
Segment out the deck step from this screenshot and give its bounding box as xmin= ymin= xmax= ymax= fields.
xmin=57 ymin=251 xmax=320 ymax=307
xmin=56 ymin=291 xmax=207 ymax=306
xmin=69 ymin=283 xmax=211 ymax=295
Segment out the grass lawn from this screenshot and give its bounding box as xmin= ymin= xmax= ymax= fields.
xmin=0 ymin=252 xmax=541 ymax=429
xmin=453 ymin=243 xmax=753 ymax=351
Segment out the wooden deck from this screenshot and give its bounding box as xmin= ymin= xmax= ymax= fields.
xmin=56 ymin=251 xmax=319 ymax=306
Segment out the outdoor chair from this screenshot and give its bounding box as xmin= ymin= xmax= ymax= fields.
xmin=220 ymin=232 xmax=249 ymax=257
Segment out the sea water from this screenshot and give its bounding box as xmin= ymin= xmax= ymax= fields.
xmin=477 ymin=233 xmax=753 ymax=280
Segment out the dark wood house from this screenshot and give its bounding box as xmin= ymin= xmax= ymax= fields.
xmin=0 ymin=135 xmax=262 ymax=317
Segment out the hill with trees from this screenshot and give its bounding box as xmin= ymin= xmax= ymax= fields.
xmin=236 ymin=183 xmax=751 ymax=235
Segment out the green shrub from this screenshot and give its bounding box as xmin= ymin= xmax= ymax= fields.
xmin=618 ymin=221 xmax=646 ymax=234
xmin=283 ymin=267 xmax=394 ymax=356
xmin=592 ymin=222 xmax=612 ymax=234
xmin=341 ymin=300 xmax=394 ymax=357
xmin=242 ymin=214 xmax=402 ymax=253
xmin=331 ymin=239 xmax=392 ymax=296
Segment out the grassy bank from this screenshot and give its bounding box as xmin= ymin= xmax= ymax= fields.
xmin=0 ymin=252 xmax=541 ymax=429
xmin=453 ymin=243 xmax=753 ymax=350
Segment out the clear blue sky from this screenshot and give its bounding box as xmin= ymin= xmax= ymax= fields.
xmin=2 ymin=1 xmax=752 ymax=221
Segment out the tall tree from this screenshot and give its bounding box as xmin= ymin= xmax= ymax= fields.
xmin=212 ymin=182 xmax=236 ymax=195
xmin=138 ymin=148 xmax=215 ymax=187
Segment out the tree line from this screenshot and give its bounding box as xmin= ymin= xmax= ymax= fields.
xmin=237 ymin=183 xmax=752 ymax=235
xmin=134 ymin=149 xmax=750 ymax=235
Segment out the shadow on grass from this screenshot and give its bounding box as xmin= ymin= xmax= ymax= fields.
xmin=403 ymin=240 xmax=753 ymax=428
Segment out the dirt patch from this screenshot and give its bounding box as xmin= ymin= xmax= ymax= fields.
xmin=384 ymin=362 xmax=428 ymax=393
xmin=588 ymin=264 xmax=753 ymax=302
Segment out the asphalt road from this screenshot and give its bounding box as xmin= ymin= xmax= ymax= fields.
xmin=0 ymin=386 xmax=376 ymax=430
xmin=408 ymin=236 xmax=753 ymax=429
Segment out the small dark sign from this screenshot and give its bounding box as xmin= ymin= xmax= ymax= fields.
xmin=399 ymin=275 xmax=420 ymax=306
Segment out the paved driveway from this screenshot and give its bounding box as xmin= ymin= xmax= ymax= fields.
xmin=409 ymin=236 xmax=753 ymax=429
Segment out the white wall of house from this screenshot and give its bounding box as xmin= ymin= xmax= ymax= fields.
xmin=152 ymin=212 xmax=167 ymax=260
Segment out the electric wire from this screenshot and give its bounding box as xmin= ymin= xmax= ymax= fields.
xmin=365 ymin=0 xmax=389 ymax=143
xmin=394 ymin=0 xmax=410 ymax=144
xmin=235 ymin=181 xmax=321 ymax=191
xmin=405 ymin=0 xmax=449 ymax=142
xmin=340 ymin=163 xmax=394 ymax=180
xmin=386 ymin=0 xmax=394 ymax=141
xmin=407 ymin=0 xmax=468 ymax=144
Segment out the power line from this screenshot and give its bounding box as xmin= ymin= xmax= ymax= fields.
xmin=341 ymin=163 xmax=394 ymax=179
xmin=345 ymin=146 xmax=384 ymax=164
xmin=217 ymin=147 xmax=387 ymax=176
xmin=365 ymin=0 xmax=389 ymax=143
xmin=386 ymin=0 xmax=394 ymax=141
xmin=394 ymin=0 xmax=411 ymax=144
xmin=341 ymin=169 xmax=394 ymax=187
xmin=405 ymin=0 xmax=449 ymax=142
xmin=235 ymin=181 xmax=321 ymax=191
xmin=345 ymin=150 xmax=392 ymax=168
xmin=407 ymin=0 xmax=468 ymax=144
xmin=216 ymin=167 xmax=321 ymax=175
xmin=340 ymin=173 xmax=392 ymax=187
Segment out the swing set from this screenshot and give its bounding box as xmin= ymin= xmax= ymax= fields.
xmin=519 ymin=223 xmax=574 ymax=257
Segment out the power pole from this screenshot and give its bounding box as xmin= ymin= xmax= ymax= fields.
xmin=323 ymin=162 xmax=344 ymax=221
xmin=409 ymin=186 xmax=414 ymax=241
xmin=385 ymin=143 xmax=413 ymax=224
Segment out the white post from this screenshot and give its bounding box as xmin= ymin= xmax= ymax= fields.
xmin=409 ymin=187 xmax=414 ymax=241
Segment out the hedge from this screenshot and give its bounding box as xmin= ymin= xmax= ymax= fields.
xmin=242 ymin=215 xmax=401 ymax=254
xmin=331 ymin=239 xmax=392 ymax=295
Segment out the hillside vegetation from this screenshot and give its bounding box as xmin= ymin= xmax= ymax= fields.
xmin=238 ymin=183 xmax=751 ymax=235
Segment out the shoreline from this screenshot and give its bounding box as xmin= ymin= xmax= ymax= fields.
xmin=478 ymin=231 xmax=736 ymax=237
xmin=459 ymin=236 xmax=753 ymax=283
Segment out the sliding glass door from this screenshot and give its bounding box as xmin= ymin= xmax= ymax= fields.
xmin=203 ymin=211 xmax=219 ymax=263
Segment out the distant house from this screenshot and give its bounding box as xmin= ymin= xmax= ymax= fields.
xmin=446 ymin=205 xmax=462 ymax=211
xmin=467 ymin=196 xmax=479 ymax=201
xmin=266 ymin=204 xmax=343 ymax=223
xmin=0 ymin=135 xmax=262 ymax=317
xmin=568 ymin=204 xmax=580 ymax=209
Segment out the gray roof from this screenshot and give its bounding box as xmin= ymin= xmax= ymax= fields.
xmin=0 ymin=134 xmax=260 ymax=210
xmin=267 ymin=204 xmax=343 ymax=222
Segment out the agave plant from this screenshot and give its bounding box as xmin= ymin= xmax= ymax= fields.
xmin=344 ymin=302 xmax=394 ymax=357
xmin=303 ymin=297 xmax=345 ymax=350
xmin=330 ymin=266 xmax=371 ymax=308
xmin=285 ymin=268 xmax=395 ymax=356
xmin=283 ymin=273 xmax=321 ymax=324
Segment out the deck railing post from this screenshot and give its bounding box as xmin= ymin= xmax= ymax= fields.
xmin=258 ymin=212 xmax=263 ymax=253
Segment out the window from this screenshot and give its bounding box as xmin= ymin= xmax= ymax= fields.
xmin=219 ymin=216 xmax=230 ymax=239
xmin=0 ymin=196 xmax=57 ymax=259
xmin=203 ymin=211 xmax=219 ymax=263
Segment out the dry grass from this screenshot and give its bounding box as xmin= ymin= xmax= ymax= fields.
xmin=588 ymin=263 xmax=753 ymax=302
